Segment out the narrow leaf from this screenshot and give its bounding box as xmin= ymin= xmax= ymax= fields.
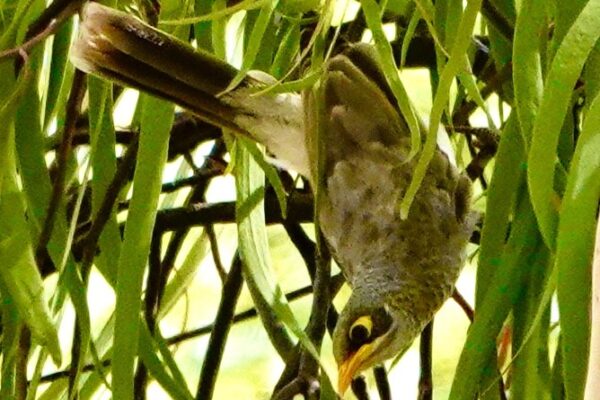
xmin=527 ymin=0 xmax=600 ymax=249
xmin=555 ymin=90 xmax=600 ymax=399
xmin=112 ymin=95 xmax=174 ymax=400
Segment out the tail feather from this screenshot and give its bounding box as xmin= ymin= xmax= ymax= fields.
xmin=70 ymin=3 xmax=309 ymax=175
xmin=71 ymin=3 xmax=244 ymax=133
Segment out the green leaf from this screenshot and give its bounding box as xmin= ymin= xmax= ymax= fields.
xmin=0 ymin=286 xmax=19 ymax=398
xmin=512 ymin=0 xmax=545 ymax=145
xmin=457 ymin=61 xmax=497 ymax=129
xmin=527 ymin=0 xmax=600 ymax=249
xmin=400 ymin=8 xmax=421 ymax=68
xmin=360 ymin=0 xmax=422 ymax=162
xmin=398 ymin=0 xmax=481 ymax=218
xmin=0 ymin=216 xmax=61 ymax=365
xmin=159 ymin=231 xmax=210 ymax=318
xmin=235 ymin=140 xmax=327 ymax=370
xmin=413 ymin=0 xmax=448 ymax=56
xmin=0 ymin=63 xmax=22 ymax=194
xmin=475 ymin=115 xmax=524 ymax=303
xmin=240 ymin=138 xmax=287 ymax=217
xmin=87 ymin=77 xmax=122 ymax=283
xmin=112 ymin=95 xmax=174 ymax=400
xmin=511 ymin=251 xmax=552 ymax=400
xmin=473 ymin=115 xmax=523 ymax=399
xmin=43 ymin=19 xmax=74 ymax=129
xmin=554 ymin=90 xmax=600 ymax=399
xmin=450 ymin=189 xmax=543 ymax=400
xmin=225 ymin=0 xmax=279 ymax=91
xmin=160 ymin=0 xmax=267 ymax=25
xmin=270 ymin=20 xmax=300 ymax=78
xmin=138 ymin=325 xmax=194 ymax=400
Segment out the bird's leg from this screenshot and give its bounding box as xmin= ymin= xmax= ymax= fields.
xmin=447 ymin=125 xmax=500 ymax=184
xmin=272 ymin=233 xmax=333 ymax=400
xmin=463 ymin=127 xmax=500 ymax=184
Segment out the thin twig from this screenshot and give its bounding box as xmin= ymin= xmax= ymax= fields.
xmin=36 ymin=70 xmax=86 ymax=264
xmin=481 ymin=0 xmax=514 ymax=41
xmin=49 ymin=113 xmax=222 ymax=161
xmin=160 ymin=170 xmax=224 ymax=194
xmin=154 ymin=192 xmax=314 ymax=231
xmin=15 ymin=327 xmax=31 ymax=400
xmin=283 ymin=221 xmax=317 ymax=280
xmin=80 ymin=136 xmax=138 ymax=271
xmin=0 ymin=21 xmax=60 ymax=60
xmin=134 ymin=231 xmax=164 ymax=400
xmin=373 ymin=366 xmax=391 ymax=400
xmin=67 ymin=137 xmax=139 ymax=398
xmin=1 ymin=0 xmax=81 ymax=61
xmin=350 ymin=377 xmax=370 ymax=400
xmin=68 ymin=318 xmax=82 ymax=400
xmin=196 ymin=252 xmax=244 ymax=400
xmin=452 ymin=290 xmax=474 ymax=322
xmin=154 ymin=140 xmax=227 ymax=309
xmin=206 ymin=224 xmax=227 ymax=282
xmin=272 ymin=233 xmax=332 ymax=399
xmin=134 ymin=144 xmax=225 ymax=396
xmin=24 ymin=0 xmax=83 ymax=44
xmin=36 ymin=278 xmax=344 ymax=384
xmin=418 ymin=322 xmax=433 ymax=400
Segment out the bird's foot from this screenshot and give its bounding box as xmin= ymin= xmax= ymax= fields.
xmin=271 ymin=347 xmax=325 ymax=400
xmin=272 ymin=375 xmax=321 ymax=400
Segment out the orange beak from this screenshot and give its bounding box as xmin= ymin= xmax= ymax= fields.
xmin=337 ymin=343 xmax=376 ymax=395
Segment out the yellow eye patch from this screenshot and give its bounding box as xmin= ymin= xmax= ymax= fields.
xmin=349 ymin=315 xmax=373 ymax=344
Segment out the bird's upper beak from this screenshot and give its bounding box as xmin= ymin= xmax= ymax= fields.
xmin=337 ymin=341 xmax=377 ymax=395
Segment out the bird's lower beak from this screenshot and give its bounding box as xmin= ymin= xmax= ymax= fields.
xmin=337 ymin=343 xmax=375 ymax=395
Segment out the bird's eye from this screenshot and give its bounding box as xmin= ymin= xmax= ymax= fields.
xmin=349 ymin=316 xmax=373 ymax=345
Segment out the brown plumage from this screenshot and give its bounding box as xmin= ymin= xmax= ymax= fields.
xmin=314 ymin=45 xmax=476 ymax=392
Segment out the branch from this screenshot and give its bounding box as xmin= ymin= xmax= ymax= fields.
xmin=155 ymin=192 xmax=314 ymax=231
xmin=418 ymin=322 xmax=433 ymax=400
xmin=37 ymin=277 xmax=345 ymax=384
xmin=196 ymin=253 xmax=244 ymax=400
xmin=374 ymin=366 xmax=391 ymax=400
xmin=36 ymin=70 xmax=86 ymax=264
xmin=54 ymin=113 xmax=222 ymax=161
xmin=481 ymin=0 xmax=514 ymax=41
xmin=452 ymin=290 xmax=474 ymax=322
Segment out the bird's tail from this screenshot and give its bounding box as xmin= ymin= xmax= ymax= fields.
xmin=70 ymin=3 xmax=309 ymax=175
xmin=70 ymin=2 xmax=245 ymax=133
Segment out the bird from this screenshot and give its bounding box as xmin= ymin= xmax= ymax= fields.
xmin=71 ymin=3 xmax=477 ymax=395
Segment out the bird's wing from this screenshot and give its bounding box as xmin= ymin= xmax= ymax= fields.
xmin=321 ymin=44 xmax=414 ymax=173
xmin=313 ymin=44 xmax=475 ymax=283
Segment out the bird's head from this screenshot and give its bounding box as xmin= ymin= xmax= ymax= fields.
xmin=333 ymin=286 xmax=417 ymax=395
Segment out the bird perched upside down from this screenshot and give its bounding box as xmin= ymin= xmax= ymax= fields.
xmin=71 ymin=3 xmax=477 ymax=395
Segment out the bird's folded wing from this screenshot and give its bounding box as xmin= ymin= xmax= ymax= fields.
xmin=316 ymin=44 xmax=420 ymax=179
